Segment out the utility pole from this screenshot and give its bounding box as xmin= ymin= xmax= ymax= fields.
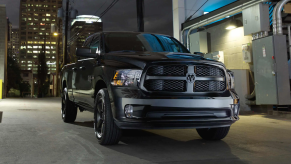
xmin=136 ymin=0 xmax=144 ymax=32
xmin=63 ymin=0 xmax=69 ymax=65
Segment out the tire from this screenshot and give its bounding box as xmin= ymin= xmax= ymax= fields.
xmin=196 ymin=127 xmax=230 ymax=140
xmin=61 ymin=88 xmax=77 ymax=123
xmin=94 ymin=88 xmax=122 ymax=145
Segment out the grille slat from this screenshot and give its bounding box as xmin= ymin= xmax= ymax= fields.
xmin=144 ymin=80 xmax=186 ymax=92
xmin=196 ymin=66 xmax=225 ymax=77
xmin=194 ymin=81 xmax=226 ymax=92
xmin=147 ymin=65 xmax=186 ymax=76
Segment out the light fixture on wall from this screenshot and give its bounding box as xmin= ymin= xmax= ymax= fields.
xmin=226 ymin=17 xmax=242 ymax=30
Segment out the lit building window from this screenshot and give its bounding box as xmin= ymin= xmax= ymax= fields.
xmin=27 ymin=51 xmax=32 ymax=53
xmin=46 ymin=14 xmax=51 ymax=16
xmin=27 ymin=61 xmax=32 ymax=63
xmin=51 ymin=42 xmax=56 ymax=44
xmin=33 ymin=51 xmax=40 ymax=53
xmin=33 ymin=56 xmax=38 ymax=58
xmin=40 ymin=23 xmax=45 ymax=26
xmin=27 ymin=45 xmax=32 ymax=49
xmin=28 ymin=64 xmax=32 ymax=67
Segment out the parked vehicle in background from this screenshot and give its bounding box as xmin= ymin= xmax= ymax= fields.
xmin=60 ymin=32 xmax=240 ymax=145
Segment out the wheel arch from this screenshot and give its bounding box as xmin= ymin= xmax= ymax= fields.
xmin=94 ymin=79 xmax=107 ymax=99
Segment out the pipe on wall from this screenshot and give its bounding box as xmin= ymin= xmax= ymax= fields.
xmin=276 ymin=0 xmax=291 ymax=35
xmin=181 ymin=0 xmax=268 ymax=49
xmin=273 ymin=1 xmax=283 ymax=35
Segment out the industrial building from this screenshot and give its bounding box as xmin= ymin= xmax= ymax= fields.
xmin=0 ymin=5 xmax=7 ymax=99
xmin=173 ymin=0 xmax=291 ymax=112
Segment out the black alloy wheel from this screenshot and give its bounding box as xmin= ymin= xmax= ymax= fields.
xmin=61 ymin=88 xmax=77 ymax=123
xmin=94 ymin=88 xmax=122 ymax=145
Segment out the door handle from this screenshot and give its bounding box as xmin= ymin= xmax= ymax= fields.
xmin=79 ymin=66 xmax=86 ymax=70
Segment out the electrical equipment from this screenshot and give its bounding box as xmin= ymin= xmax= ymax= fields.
xmin=204 ymin=51 xmax=224 ymax=63
xmin=242 ymin=3 xmax=270 ymax=36
xmin=242 ymin=43 xmax=252 ymax=63
xmin=189 ymin=32 xmax=208 ymax=53
xmin=252 ymin=35 xmax=291 ymax=105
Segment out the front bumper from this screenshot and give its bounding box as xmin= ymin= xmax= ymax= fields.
xmin=111 ymin=89 xmax=239 ymax=129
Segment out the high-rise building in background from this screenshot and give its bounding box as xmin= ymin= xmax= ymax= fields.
xmin=19 ymin=0 xmax=63 ymax=74
xmin=7 ymin=18 xmax=12 ymax=49
xmin=69 ymin=15 xmax=103 ymax=62
xmin=11 ymin=29 xmax=20 ymax=60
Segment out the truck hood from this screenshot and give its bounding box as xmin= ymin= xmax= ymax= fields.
xmin=103 ymin=51 xmax=223 ymax=69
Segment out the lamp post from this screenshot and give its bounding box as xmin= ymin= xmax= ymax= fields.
xmin=53 ymin=32 xmax=60 ymax=97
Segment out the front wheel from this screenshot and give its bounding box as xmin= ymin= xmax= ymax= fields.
xmin=94 ymin=88 xmax=122 ymax=145
xmin=61 ymin=88 xmax=77 ymax=123
xmin=196 ymin=127 xmax=230 ymax=140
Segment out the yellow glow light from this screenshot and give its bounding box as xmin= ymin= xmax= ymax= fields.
xmin=53 ymin=33 xmax=58 ymax=36
xmin=226 ymin=26 xmax=236 ymax=30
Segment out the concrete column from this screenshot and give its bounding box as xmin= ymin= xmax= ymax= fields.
xmin=0 ymin=5 xmax=7 ymax=98
xmin=173 ymin=0 xmax=185 ymax=41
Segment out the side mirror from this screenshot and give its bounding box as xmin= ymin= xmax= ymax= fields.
xmin=76 ymin=47 xmax=98 ymax=58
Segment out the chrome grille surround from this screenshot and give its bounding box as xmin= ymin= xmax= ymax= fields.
xmin=143 ymin=64 xmax=227 ymax=93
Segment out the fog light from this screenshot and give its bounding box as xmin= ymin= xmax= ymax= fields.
xmin=230 ymin=104 xmax=240 ymax=117
xmin=124 ymin=105 xmax=133 ymax=118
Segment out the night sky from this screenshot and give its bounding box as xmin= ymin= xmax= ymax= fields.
xmin=1 ymin=0 xmax=173 ymax=36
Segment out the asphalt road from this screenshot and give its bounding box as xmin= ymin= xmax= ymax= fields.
xmin=0 ymin=98 xmax=291 ymax=164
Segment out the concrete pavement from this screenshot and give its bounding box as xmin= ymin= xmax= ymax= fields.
xmin=0 ymin=98 xmax=291 ymax=164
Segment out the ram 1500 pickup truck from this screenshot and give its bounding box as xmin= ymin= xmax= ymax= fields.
xmin=60 ymin=32 xmax=240 ymax=145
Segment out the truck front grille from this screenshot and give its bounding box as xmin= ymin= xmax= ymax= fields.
xmin=143 ymin=64 xmax=226 ymax=93
xmin=144 ymin=80 xmax=186 ymax=92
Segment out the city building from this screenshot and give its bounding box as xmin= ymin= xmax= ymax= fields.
xmin=7 ymin=18 xmax=12 ymax=50
xmin=69 ymin=15 xmax=103 ymax=62
xmin=11 ymin=29 xmax=20 ymax=60
xmin=0 ymin=5 xmax=7 ymax=98
xmin=19 ymin=0 xmax=63 ymax=74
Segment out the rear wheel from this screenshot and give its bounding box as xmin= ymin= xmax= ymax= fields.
xmin=196 ymin=127 xmax=230 ymax=140
xmin=61 ymin=88 xmax=77 ymax=123
xmin=94 ymin=88 xmax=122 ymax=145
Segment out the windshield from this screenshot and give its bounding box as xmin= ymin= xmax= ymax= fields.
xmin=104 ymin=32 xmax=190 ymax=53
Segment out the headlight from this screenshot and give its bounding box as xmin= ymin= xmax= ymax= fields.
xmin=111 ymin=69 xmax=142 ymax=87
xmin=227 ymin=70 xmax=235 ymax=89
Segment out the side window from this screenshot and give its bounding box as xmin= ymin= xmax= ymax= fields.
xmin=90 ymin=36 xmax=100 ymax=54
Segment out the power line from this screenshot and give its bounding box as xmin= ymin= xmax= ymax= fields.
xmin=185 ymin=0 xmax=208 ymax=23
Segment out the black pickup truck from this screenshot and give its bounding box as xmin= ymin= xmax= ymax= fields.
xmin=60 ymin=32 xmax=239 ymax=145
